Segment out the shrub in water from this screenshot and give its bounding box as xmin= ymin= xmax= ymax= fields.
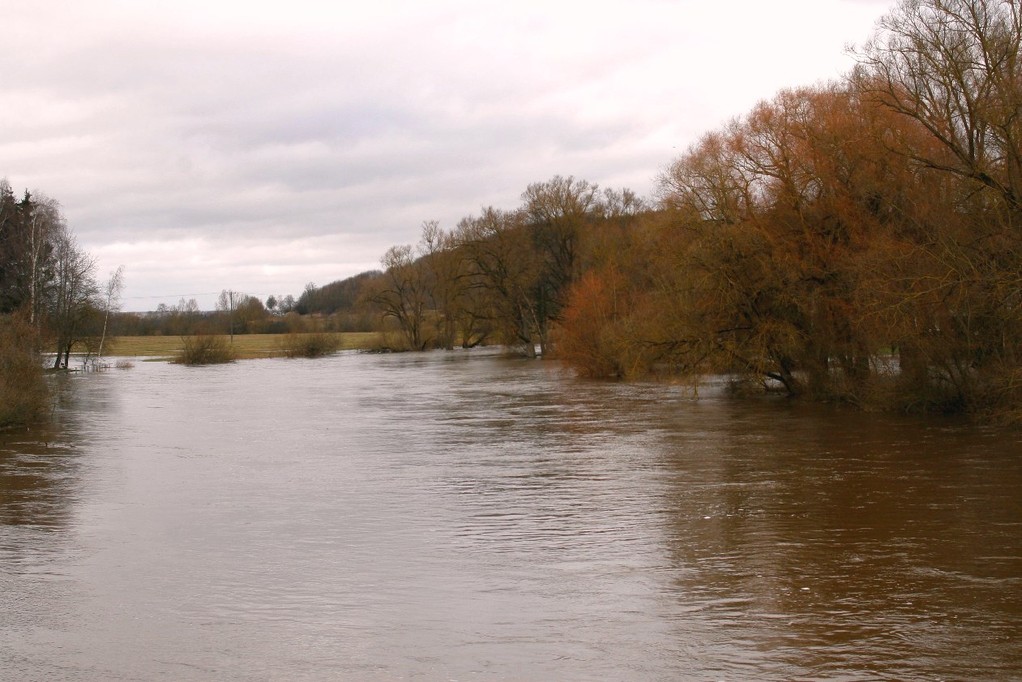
xmin=174 ymin=334 xmax=237 ymax=365
xmin=0 ymin=314 xmax=48 ymax=429
xmin=279 ymin=332 xmax=340 ymax=359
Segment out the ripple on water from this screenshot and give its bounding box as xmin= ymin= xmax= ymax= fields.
xmin=0 ymin=351 xmax=1020 ymax=680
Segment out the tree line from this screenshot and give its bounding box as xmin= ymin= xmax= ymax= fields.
xmin=356 ymin=179 xmax=646 ymax=355
xmin=107 ymin=283 xmax=377 ymax=337
xmin=353 ymin=0 xmax=1022 ymax=421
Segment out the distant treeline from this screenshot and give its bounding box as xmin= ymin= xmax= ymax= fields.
xmin=108 ymin=272 xmax=384 ymax=337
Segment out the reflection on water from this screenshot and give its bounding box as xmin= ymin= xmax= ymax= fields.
xmin=0 ymin=434 xmax=75 ymax=529
xmin=1 ymin=349 xmax=1020 ymax=680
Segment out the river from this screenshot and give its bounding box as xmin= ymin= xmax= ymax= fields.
xmin=1 ymin=349 xmax=1020 ymax=680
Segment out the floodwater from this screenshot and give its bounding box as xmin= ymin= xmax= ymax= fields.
xmin=1 ymin=349 xmax=1020 ymax=681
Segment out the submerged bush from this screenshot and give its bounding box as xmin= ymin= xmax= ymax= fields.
xmin=0 ymin=314 xmax=48 ymax=429
xmin=174 ymin=334 xmax=236 ymax=365
xmin=278 ymin=331 xmax=341 ymax=359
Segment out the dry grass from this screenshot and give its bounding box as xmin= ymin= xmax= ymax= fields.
xmin=278 ymin=331 xmax=341 ymax=358
xmin=105 ymin=333 xmax=385 ymax=360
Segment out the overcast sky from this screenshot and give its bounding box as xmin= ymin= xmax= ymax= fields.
xmin=2 ymin=0 xmax=896 ymax=311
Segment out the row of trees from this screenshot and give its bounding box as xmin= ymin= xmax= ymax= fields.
xmin=362 ymin=180 xmax=646 ymax=355
xmin=121 ymin=295 xmax=269 ymax=337
xmin=358 ymin=0 xmax=1022 ymax=420
xmin=109 ymin=289 xmax=365 ymax=337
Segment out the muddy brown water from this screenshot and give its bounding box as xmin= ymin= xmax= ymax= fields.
xmin=2 ymin=349 xmax=1020 ymax=680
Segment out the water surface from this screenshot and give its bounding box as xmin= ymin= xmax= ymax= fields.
xmin=2 ymin=350 xmax=1020 ymax=680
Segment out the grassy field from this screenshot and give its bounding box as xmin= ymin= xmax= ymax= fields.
xmin=104 ymin=332 xmax=386 ymax=360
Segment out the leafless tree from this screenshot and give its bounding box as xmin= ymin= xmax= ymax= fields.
xmin=49 ymin=228 xmax=97 ymax=369
xmin=854 ymin=0 xmax=1022 ymax=213
xmin=97 ymin=266 xmax=125 ymax=358
xmin=217 ymin=289 xmax=238 ymax=341
xmin=367 ymin=244 xmax=432 ymax=350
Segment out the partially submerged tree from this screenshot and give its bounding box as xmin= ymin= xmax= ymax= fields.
xmin=48 ymin=229 xmax=97 ymax=369
xmin=456 ymin=207 xmax=545 ymax=356
xmin=365 ymin=243 xmax=432 ymax=351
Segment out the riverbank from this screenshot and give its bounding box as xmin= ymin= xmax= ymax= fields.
xmin=103 ymin=332 xmax=386 ymax=360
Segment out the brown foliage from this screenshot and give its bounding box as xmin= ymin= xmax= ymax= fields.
xmin=555 ymin=268 xmax=630 ymax=378
xmin=0 ymin=314 xmax=48 ymax=429
xmin=640 ymin=69 xmax=1022 ymax=415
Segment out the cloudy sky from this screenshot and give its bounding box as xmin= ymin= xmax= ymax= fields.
xmin=3 ymin=0 xmax=895 ymax=311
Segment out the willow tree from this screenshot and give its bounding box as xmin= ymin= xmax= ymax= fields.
xmin=632 ymin=83 xmax=943 ymax=400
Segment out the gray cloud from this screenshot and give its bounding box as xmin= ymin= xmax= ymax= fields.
xmin=1 ymin=0 xmax=898 ymax=309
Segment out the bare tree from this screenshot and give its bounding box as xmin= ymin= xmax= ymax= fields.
xmin=522 ymin=176 xmax=600 ymax=349
xmin=217 ymin=289 xmax=238 ymax=341
xmin=49 ymin=228 xmax=97 ymax=369
xmin=97 ymin=266 xmax=125 ymax=358
xmin=456 ymin=207 xmax=544 ymax=356
xmin=367 ymin=244 xmax=431 ymax=350
xmin=419 ymin=220 xmax=468 ymax=350
xmin=854 ymin=0 xmax=1022 ymax=212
